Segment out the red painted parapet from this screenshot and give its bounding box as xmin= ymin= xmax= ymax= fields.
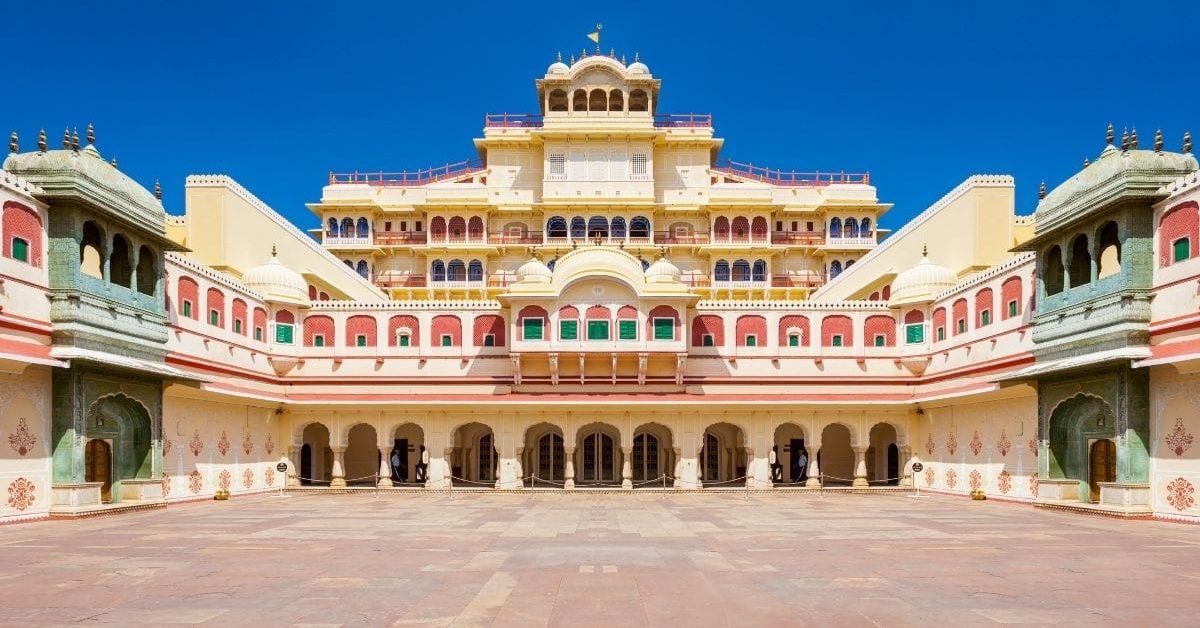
xmin=329 ymin=159 xmax=484 ymax=186
xmin=714 ymin=159 xmax=869 ymax=187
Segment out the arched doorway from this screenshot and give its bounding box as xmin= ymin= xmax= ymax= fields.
xmin=700 ymin=422 xmax=746 ymax=485
xmin=345 ymin=424 xmax=378 ymax=486
xmin=632 ymin=423 xmax=673 ymax=484
xmin=1089 ymin=439 xmax=1116 ymax=502
xmin=524 ymin=422 xmax=565 ymax=483
xmin=85 ymin=439 xmax=113 ymax=502
xmin=1047 ymin=394 xmax=1116 ymax=502
xmin=577 ymin=423 xmax=619 ymax=485
xmin=819 ymin=423 xmax=854 ymax=486
xmin=391 ymin=423 xmax=425 ymax=484
xmin=301 ymin=423 xmax=331 ymax=485
xmin=868 ymin=423 xmax=900 ymax=485
xmin=772 ymin=422 xmax=807 ymax=484
xmin=451 ymin=422 xmax=495 ymax=485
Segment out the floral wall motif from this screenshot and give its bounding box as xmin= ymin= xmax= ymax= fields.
xmin=1166 ymin=478 xmax=1195 ymax=511
xmin=216 ymin=431 xmax=230 ymax=457
xmin=6 ymin=477 xmax=36 ymax=511
xmin=218 ymin=469 xmax=232 ymax=491
xmin=996 ymin=430 xmax=1011 ymax=457
xmin=946 ymin=468 xmax=958 ymax=489
xmin=7 ymin=417 xmax=36 ymax=456
xmin=264 ymin=433 xmax=274 ymax=456
xmin=968 ymin=469 xmax=982 ymax=491
xmin=242 ymin=431 xmax=254 ymax=456
xmin=189 ymin=430 xmax=204 ymax=457
xmin=1165 ymin=419 xmax=1194 ymax=457
xmin=969 ymin=431 xmax=983 ymax=457
xmin=925 ymin=432 xmax=935 ymax=456
xmin=1029 ymin=473 xmax=1039 ymax=498
xmin=188 ymin=470 xmax=203 ymax=494
xmin=946 ymin=429 xmax=958 ymax=457
xmin=997 ymin=469 xmax=1012 ymax=494
xmin=242 ymin=468 xmax=254 ymax=489
xmin=161 ymin=473 xmax=171 ymax=497
xmin=1028 ymin=437 xmax=1038 ymax=457
xmin=924 ymin=466 xmax=935 ymax=487
xmin=163 ymin=437 xmax=173 ymax=457
xmin=264 ymin=467 xmax=275 ymax=487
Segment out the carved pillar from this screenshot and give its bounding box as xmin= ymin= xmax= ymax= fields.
xmin=899 ymin=446 xmax=914 ymax=487
xmin=563 ymin=446 xmax=576 ymax=490
xmin=806 ymin=446 xmax=821 ymax=487
xmin=673 ymin=446 xmax=683 ymax=488
xmin=377 ymin=446 xmax=392 ymax=488
xmin=621 ymin=446 xmax=633 ymax=489
xmin=330 ymin=447 xmax=347 ymax=488
xmin=852 ymin=446 xmax=869 ymax=488
xmin=286 ymin=445 xmax=300 ymax=488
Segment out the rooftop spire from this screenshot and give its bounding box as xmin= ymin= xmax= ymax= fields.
xmin=110 ymin=156 xmax=117 ymax=167
xmin=154 ymin=178 xmax=162 ymax=200
xmin=37 ymin=129 xmax=46 ymax=152
xmin=1083 ymin=155 xmax=1090 ymax=168
xmin=8 ymin=131 xmax=16 ymax=154
xmin=922 ymin=243 xmax=928 ymax=257
xmin=1130 ymin=127 xmax=1139 ymax=149
xmin=1038 ymin=179 xmax=1046 ymax=200
xmin=86 ymin=122 xmax=95 ymax=146
xmin=1184 ymin=131 xmax=1193 ymax=154
xmin=62 ymin=127 xmax=71 ymax=150
xmin=635 ymin=51 xmax=640 ymax=62
xmin=1121 ymin=127 xmax=1129 ymax=151
xmin=71 ymin=127 xmax=80 ymax=151
xmin=271 ymin=244 xmax=277 ymax=257
xmin=1105 ymin=122 xmax=1114 ymax=146
xmin=1154 ymin=128 xmax=1163 ymax=153
xmin=556 ymin=51 xmax=562 ymax=62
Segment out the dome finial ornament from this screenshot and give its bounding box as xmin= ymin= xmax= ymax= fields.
xmin=154 ymin=178 xmax=162 ymax=200
xmin=1130 ymin=127 xmax=1139 ymax=150
xmin=1038 ymin=179 xmax=1046 ymax=200
xmin=62 ymin=128 xmax=71 ymax=150
xmin=556 ymin=51 xmax=562 ymax=62
xmin=922 ymin=243 xmax=928 ymax=257
xmin=37 ymin=129 xmax=46 ymax=152
xmin=110 ymin=156 xmax=117 ymax=167
xmin=581 ymin=48 xmax=587 ymax=58
xmin=1083 ymin=155 xmax=1090 ymax=167
xmin=71 ymin=128 xmax=80 ymax=151
xmin=8 ymin=131 xmax=17 ymax=154
xmin=271 ymin=244 xmax=278 ymax=258
xmin=635 ymin=51 xmax=640 ymax=62
xmin=1154 ymin=128 xmax=1163 ymax=153
xmin=621 ymin=54 xmax=626 ymax=64
xmin=569 ymin=53 xmax=575 ymax=64
xmin=1184 ymin=131 xmax=1193 ymax=154
xmin=1106 ymin=122 xmax=1114 ymax=146
xmin=1121 ymin=127 xmax=1129 ymax=151
xmin=86 ymin=122 xmax=95 ymax=146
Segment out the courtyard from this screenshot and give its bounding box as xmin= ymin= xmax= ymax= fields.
xmin=1 ymin=493 xmax=1198 ymax=626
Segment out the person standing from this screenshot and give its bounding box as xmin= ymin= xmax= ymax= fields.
xmin=390 ymin=447 xmax=402 ymax=482
xmin=797 ymin=448 xmax=809 ymax=483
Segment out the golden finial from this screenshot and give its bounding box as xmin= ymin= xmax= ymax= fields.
xmin=8 ymin=131 xmax=17 ymax=154
xmin=635 ymin=52 xmax=640 ymax=62
xmin=86 ymin=122 xmax=95 ymax=146
xmin=569 ymin=53 xmax=576 ymax=64
xmin=1105 ymin=122 xmax=1114 ymax=145
xmin=154 ymin=178 xmax=162 ymax=200
xmin=62 ymin=127 xmax=71 ymax=149
xmin=1038 ymin=179 xmax=1046 ymax=200
xmin=1130 ymin=127 xmax=1139 ymax=149
xmin=621 ymin=54 xmax=626 ymax=65
xmin=1120 ymin=127 xmax=1129 ymax=151
xmin=581 ymin=48 xmax=587 ymax=58
xmin=271 ymin=244 xmax=277 ymax=257
xmin=922 ymin=243 xmax=928 ymax=257
xmin=71 ymin=127 xmax=80 ymax=151
xmin=1185 ymin=131 xmax=1193 ymax=154
xmin=37 ymin=129 xmax=46 ymax=152
xmin=1154 ymin=128 xmax=1163 ymax=153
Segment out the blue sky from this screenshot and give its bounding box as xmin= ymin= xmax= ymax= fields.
xmin=4 ymin=1 xmax=1197 ymax=232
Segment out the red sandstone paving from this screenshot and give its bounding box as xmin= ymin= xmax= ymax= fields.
xmin=1 ymin=492 xmax=1199 ymax=626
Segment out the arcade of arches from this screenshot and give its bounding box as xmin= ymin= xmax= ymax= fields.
xmin=287 ymin=412 xmax=912 ymax=490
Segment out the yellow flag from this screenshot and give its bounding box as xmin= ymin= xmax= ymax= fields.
xmin=586 ymin=31 xmax=600 ymax=44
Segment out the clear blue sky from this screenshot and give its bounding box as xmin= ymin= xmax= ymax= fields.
xmin=5 ymin=1 xmax=1197 ymax=233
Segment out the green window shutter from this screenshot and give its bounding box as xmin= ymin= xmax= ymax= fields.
xmin=746 ymin=335 xmax=757 ymax=347
xmin=523 ymin=318 xmax=544 ymax=340
xmin=1174 ymin=237 xmax=1190 ymax=263
xmin=483 ymin=334 xmax=495 ymax=347
xmin=957 ymin=320 xmax=966 ymax=334
xmin=874 ymin=335 xmax=885 ymax=347
xmin=832 ymin=335 xmax=843 ymax=347
xmin=1008 ymin=301 xmax=1018 ymax=318
xmin=702 ymin=334 xmax=714 ymax=347
xmin=234 ymin=319 xmax=243 ymax=334
xmin=182 ymin=301 xmax=192 ymax=318
xmin=398 ymin=334 xmax=410 ymax=347
xmin=618 ymin=319 xmax=637 ymax=340
xmin=937 ymin=327 xmax=945 ymax=341
xmin=275 ymin=323 xmax=293 ymax=345
xmin=209 ymin=310 xmax=220 ymax=326
xmin=356 ymin=335 xmax=367 ymax=347
xmin=905 ymin=324 xmax=924 ymax=344
xmin=559 ymin=319 xmax=577 ymax=340
xmin=314 ymin=335 xmax=324 ymax=347
xmin=11 ymin=237 xmax=29 ymax=263
xmin=254 ymin=327 xmax=263 ymax=341
xmin=788 ymin=334 xmax=799 ymax=347
xmin=981 ymin=310 xmax=991 ymax=326
xmin=441 ymin=335 xmax=452 ymax=347
xmin=587 ymin=320 xmax=609 ymax=340
xmin=653 ymin=318 xmax=673 ymax=340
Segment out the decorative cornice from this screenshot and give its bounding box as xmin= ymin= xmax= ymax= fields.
xmin=931 ymin=253 xmax=1036 ymax=302
xmin=0 ymin=169 xmax=45 ymax=201
xmin=165 ymin=252 xmax=265 ymax=301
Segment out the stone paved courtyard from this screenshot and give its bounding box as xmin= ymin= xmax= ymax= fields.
xmin=2 ymin=492 xmax=1199 ymax=626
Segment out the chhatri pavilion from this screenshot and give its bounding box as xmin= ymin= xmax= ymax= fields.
xmin=1 ymin=53 xmax=1198 ymax=522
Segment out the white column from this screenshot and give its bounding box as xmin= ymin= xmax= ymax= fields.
xmin=900 ymin=446 xmax=914 ymax=487
xmin=806 ymin=445 xmax=821 ymax=487
xmin=746 ymin=446 xmax=771 ymax=489
xmin=330 ymin=447 xmax=347 ymax=488
xmin=286 ymin=445 xmax=300 ymax=488
xmin=621 ymin=446 xmax=633 ymax=489
xmin=852 ymin=446 xmax=869 ymax=488
xmin=377 ymin=446 xmax=392 ymax=488
xmin=563 ymin=446 xmax=576 ymax=490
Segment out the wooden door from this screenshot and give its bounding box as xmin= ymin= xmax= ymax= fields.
xmin=1089 ymin=439 xmax=1116 ymax=502
xmin=85 ymin=439 xmax=112 ymax=502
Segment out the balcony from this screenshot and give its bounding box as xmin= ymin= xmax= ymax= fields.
xmin=375 ymin=231 xmax=426 ymax=245
xmin=543 ymin=235 xmax=654 ymax=246
xmin=771 ymin=232 xmax=825 ymax=246
xmin=771 ymin=273 xmax=826 ymax=288
xmin=653 ymin=113 xmax=712 ymax=128
xmin=712 ymin=160 xmax=870 ymax=187
xmin=655 ymin=231 xmax=710 ymax=245
xmin=426 ymin=233 xmax=492 ymax=247
xmin=824 ymin=236 xmax=877 ymax=248
xmin=323 ymin=236 xmax=375 ymax=248
xmin=375 ymin=275 xmax=515 ymax=290
xmin=375 ymin=275 xmax=426 ymax=288
xmin=488 ymin=233 xmax=544 ymax=246
xmin=328 ymin=159 xmax=484 ymax=187
xmin=485 ymin=113 xmax=544 ymax=128
xmin=483 ymin=112 xmax=711 ymax=129
xmin=709 ymin=234 xmax=771 ymax=246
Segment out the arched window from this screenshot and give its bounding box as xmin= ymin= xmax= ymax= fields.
xmin=467 ymin=259 xmax=483 ymax=282
xmin=608 ymin=89 xmax=624 ymax=111
xmin=548 ymin=89 xmax=568 ymax=112
xmin=343 ymin=259 xmax=353 ymax=268
xmin=629 ymin=89 xmax=649 ymax=112
xmin=829 ymin=217 xmax=841 ymax=237
xmin=570 ymin=216 xmax=586 ymax=239
xmin=731 ymin=216 xmax=750 ymax=240
xmin=861 ymin=217 xmax=871 ymax=236
xmin=714 ymin=217 xmax=730 ymax=240
xmin=448 ymin=216 xmax=466 ymax=240
xmin=356 ymin=217 xmax=369 ymax=238
xmin=1044 ymin=245 xmax=1064 ymax=295
xmin=80 ymin=221 xmax=104 ymax=279
xmin=845 ymin=218 xmax=858 ymax=238
xmin=1097 ymin=221 xmax=1120 ymax=279
xmin=327 ymin=217 xmax=339 ymax=237
xmin=136 ymin=245 xmax=156 ymax=295
xmin=846 ymin=259 xmax=855 ymax=268
xmin=750 ymin=217 xmax=767 ymax=241
xmin=430 ymin=217 xmax=446 ymax=240
xmin=611 ymin=216 xmax=627 ymax=239
xmin=752 ymin=259 xmax=767 ymax=282
xmin=467 ymin=216 xmax=484 ymax=241
xmin=630 ymin=216 xmax=650 ymax=240
xmin=110 ymin=234 xmax=133 ymax=288
xmin=572 ymin=89 xmax=588 ymax=111
xmin=1068 ymin=234 xmax=1090 ymax=287
xmin=588 ymin=216 xmax=609 ymax=239
xmin=447 ymin=259 xmax=466 ymax=281
xmin=589 ymin=88 xmax=607 ymax=112
xmin=829 ymin=260 xmax=843 ymax=279
xmin=431 ymin=260 xmax=446 ymax=282
xmin=355 ymin=260 xmax=369 ymax=279
xmin=341 ymin=218 xmax=355 ymax=239
xmin=714 ymin=260 xmax=730 ymax=282
xmin=732 ymin=259 xmax=751 ymax=281
xmin=547 ymin=216 xmax=567 ymax=239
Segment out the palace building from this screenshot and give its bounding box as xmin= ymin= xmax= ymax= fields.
xmin=1 ymin=54 xmax=1198 ymax=522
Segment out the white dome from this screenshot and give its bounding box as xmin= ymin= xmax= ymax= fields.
xmin=627 ymin=61 xmax=649 ymax=74
xmin=644 ymin=255 xmax=681 ymax=284
xmin=515 ymin=256 xmax=552 ymax=284
xmin=243 ymin=254 xmax=311 ymax=307
xmin=547 ymin=61 xmax=569 ymax=74
xmin=888 ymin=251 xmax=957 ymax=308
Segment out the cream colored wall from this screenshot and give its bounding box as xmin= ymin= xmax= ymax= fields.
xmin=1149 ymin=366 xmax=1200 ymax=522
xmin=0 ymin=366 xmax=52 ymax=522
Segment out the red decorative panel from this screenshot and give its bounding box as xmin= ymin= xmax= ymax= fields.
xmin=431 ymin=315 xmax=462 ymax=346
xmin=974 ymin=288 xmax=993 ymax=326
xmin=864 ymin=315 xmax=896 ymax=346
xmin=275 ymin=310 xmax=295 ymax=324
xmin=617 ymin=305 xmax=638 ymax=319
xmin=308 ymin=285 xmax=317 ymax=300
xmin=1159 ymin=201 xmax=1199 ymax=266
xmin=177 ymin=277 xmax=199 ymax=319
xmin=691 ymin=315 xmax=724 ymax=346
xmin=933 ymin=307 xmax=947 ymax=338
xmin=557 ymin=305 xmax=578 ymax=320
xmin=518 ymin=306 xmax=549 ymax=340
xmin=231 ymin=298 xmax=248 ymax=335
xmin=387 ymin=315 xmax=419 ymax=346
xmin=778 ymin=315 xmax=810 ymax=346
xmin=735 ymin=315 xmax=766 ymax=346
xmin=253 ymin=307 xmax=267 ymax=337
xmin=472 ymin=314 xmax=506 ymax=346
xmin=646 ymin=305 xmax=679 ymax=339
xmin=303 ymin=315 xmax=335 ymax=346
xmin=820 ymin=315 xmax=853 ymax=347
xmin=345 ymin=315 xmax=377 ymax=346
xmin=952 ymin=298 xmax=968 ymax=335
xmin=206 ymin=288 xmax=225 ymax=327
xmin=2 ymin=201 xmax=43 ymax=266
xmin=903 ymin=309 xmax=924 ymax=324
xmin=881 ymin=285 xmax=891 ymax=300
xmin=1001 ymin=276 xmax=1022 ymax=320
xmin=585 ymin=305 xmax=610 ymax=320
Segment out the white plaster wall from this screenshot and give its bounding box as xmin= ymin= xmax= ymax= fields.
xmin=0 ymin=366 xmax=52 ymax=521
